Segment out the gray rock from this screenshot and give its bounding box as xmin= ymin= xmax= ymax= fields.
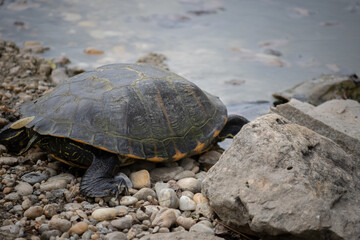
xmin=176 ymin=216 xmax=196 ymax=230
xmin=139 ymin=231 xmax=224 ymax=240
xmin=151 ymin=209 xmax=177 ymax=228
xmin=0 ymin=224 xmax=20 ymax=235
xmin=5 ymin=192 xmax=20 ymax=201
xmin=202 ymin=113 xmax=360 ymax=239
xmin=47 ymin=173 xmax=75 ymax=183
xmin=40 ymin=230 xmax=61 ymax=240
xmin=111 ymin=216 xmax=133 ymax=230
xmin=150 ymin=166 xmax=184 ymax=182
xmin=0 ymin=157 xmax=18 ymax=165
xmin=21 ymin=171 xmax=49 ymax=184
xmin=50 ymin=68 xmax=69 ymax=85
xmin=120 ymin=196 xmax=138 ymax=206
xmin=179 ymin=158 xmax=197 ymax=171
xmin=133 ymin=187 xmax=157 ymax=201
xmin=24 ymin=206 xmax=43 ymax=219
xmin=198 ymin=150 xmax=221 ymax=165
xmin=48 ymin=218 xmax=71 ymax=232
xmin=43 ymin=204 xmax=60 ymax=218
xmin=272 ymin=99 xmax=360 ymax=156
xmin=154 ymin=182 xmax=170 ymax=195
xmin=272 ymin=74 xmax=360 ymax=105
xmin=157 ymin=188 xmax=179 ymax=208
xmin=174 ymin=170 xmax=196 ymax=180
xmin=15 ymin=181 xmax=33 ymax=195
xmin=177 ymin=177 xmax=201 ymax=193
xmin=189 ymin=222 xmax=214 ymax=235
xmin=104 ymin=231 xmax=127 ymax=240
xmin=40 ymin=179 xmax=67 ymax=191
xmin=179 ymin=196 xmax=196 ymax=211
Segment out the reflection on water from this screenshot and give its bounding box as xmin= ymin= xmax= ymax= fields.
xmin=1 ymin=0 xmax=360 ymax=112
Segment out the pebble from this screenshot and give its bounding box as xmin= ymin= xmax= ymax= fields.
xmin=151 ymin=209 xmax=177 ymax=228
xmin=179 ymin=196 xmax=197 ymax=211
xmin=133 ymin=187 xmax=157 ymax=201
xmin=179 ymin=158 xmax=197 ymax=171
xmin=157 ymin=188 xmax=179 ymax=208
xmin=24 ymin=206 xmax=43 ymax=219
xmin=196 ymin=202 xmax=214 ymax=219
xmin=21 ymin=198 xmax=32 ymax=210
xmin=120 ymin=196 xmax=138 ymax=206
xmin=41 ymin=230 xmax=62 ymax=239
xmin=21 ymin=171 xmax=49 ymax=184
xmin=43 ymin=203 xmax=60 ymax=218
xmin=48 ymin=217 xmax=71 ymax=232
xmin=3 ymin=187 xmax=12 ymax=194
xmin=198 ymin=150 xmax=221 ymax=165
xmin=176 ymin=216 xmax=196 ymax=230
xmin=47 ymin=173 xmax=75 ymax=183
xmin=40 ymin=179 xmax=67 ymax=191
xmin=5 ymin=192 xmax=20 ymax=201
xmin=189 ymin=222 xmax=214 ymax=235
xmin=154 ymin=182 xmax=170 ymax=195
xmin=177 ymin=177 xmax=201 ymax=193
xmin=174 ymin=170 xmax=196 ymax=180
xmin=111 ymin=216 xmax=133 ymax=230
xmin=69 ymin=222 xmax=88 ymax=235
xmin=182 ymin=190 xmax=195 ymax=199
xmin=15 ymin=181 xmax=33 ymax=195
xmin=91 ymin=208 xmax=118 ymax=221
xmin=158 ymin=227 xmax=170 ymax=233
xmin=105 ymin=231 xmax=127 ymax=240
xmin=0 ymin=156 xmax=18 ymax=165
xmin=50 ymin=68 xmax=69 ymax=85
xmin=193 ymin=193 xmax=208 ymax=204
xmin=115 ymin=205 xmax=129 ymax=216
xmin=130 ymin=170 xmax=151 ymax=189
xmin=150 ymin=166 xmax=184 ymax=182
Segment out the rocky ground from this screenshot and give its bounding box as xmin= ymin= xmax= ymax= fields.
xmin=0 ymin=40 xmax=247 ymax=240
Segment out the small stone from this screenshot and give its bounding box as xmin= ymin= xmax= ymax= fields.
xmin=40 ymin=179 xmax=67 ymax=191
xmin=150 ymin=166 xmax=184 ymax=182
xmin=195 ymin=202 xmax=214 ymax=219
xmin=21 ymin=171 xmax=49 ymax=184
xmin=3 ymin=187 xmax=12 ymax=194
xmin=199 ymin=150 xmax=221 ymax=165
xmin=15 ymin=181 xmax=33 ymax=195
xmin=24 ymin=206 xmax=43 ymax=219
xmin=0 ymin=157 xmax=18 ymax=165
xmin=179 ymin=196 xmax=197 ymax=211
xmin=133 ymin=188 xmax=157 ymax=201
xmin=189 ymin=222 xmax=214 ymax=234
xmin=174 ymin=170 xmax=196 ymax=180
xmin=172 ymin=226 xmax=186 ymax=232
xmin=47 ymin=173 xmax=75 ymax=183
xmin=154 ymin=182 xmax=170 ymax=195
xmin=176 ymin=216 xmax=196 ymax=230
xmin=158 ymin=227 xmax=170 ymax=233
xmin=0 ymin=224 xmax=20 ymax=235
xmin=21 ymin=198 xmax=32 ymax=210
xmin=49 ymin=217 xmax=71 ymax=232
xmin=130 ymin=170 xmax=151 ymax=189
xmin=84 ymin=47 xmax=104 ymax=55
xmin=177 ymin=178 xmax=201 ymax=193
xmin=151 ymin=209 xmax=177 ymax=228
xmin=193 ymin=193 xmax=208 ymax=204
xmin=120 ymin=196 xmax=138 ymax=206
xmin=105 ymin=231 xmax=127 ymax=240
xmin=111 ymin=216 xmax=132 ymax=230
xmin=91 ymin=233 xmax=100 ymax=240
xmin=53 ymin=56 xmax=71 ymax=66
xmin=38 ymin=63 xmax=52 ymax=76
xmin=179 ymin=158 xmax=196 ymax=170
xmin=43 ymin=203 xmax=60 ymax=218
xmin=91 ymin=208 xmax=118 ymax=221
xmin=5 ymin=192 xmax=20 ymax=201
xmin=115 ymin=205 xmax=129 ymax=216
xmin=136 ymin=209 xmax=149 ymax=221
xmin=69 ymin=222 xmax=88 ymax=235
xmin=157 ymin=188 xmax=179 ymax=208
xmin=40 ymin=230 xmax=61 ymax=240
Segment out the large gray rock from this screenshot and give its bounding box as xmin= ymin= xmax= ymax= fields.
xmin=271 ymin=99 xmax=360 ymax=156
xmin=202 ymin=113 xmax=360 ymax=240
xmin=139 ymin=231 xmax=224 ymax=240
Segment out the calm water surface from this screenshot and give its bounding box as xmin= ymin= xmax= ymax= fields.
xmin=1 ymin=0 xmax=360 ymax=118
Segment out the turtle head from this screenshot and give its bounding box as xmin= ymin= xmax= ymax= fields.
xmin=218 ymin=114 xmax=249 ymax=141
xmin=0 ymin=117 xmax=34 ymax=153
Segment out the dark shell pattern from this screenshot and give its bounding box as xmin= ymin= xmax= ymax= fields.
xmin=21 ymin=63 xmax=227 ymax=161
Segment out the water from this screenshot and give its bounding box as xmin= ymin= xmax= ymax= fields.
xmin=1 ymin=0 xmax=360 ymax=118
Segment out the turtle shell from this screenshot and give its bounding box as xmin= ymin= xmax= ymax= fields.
xmin=21 ymin=63 xmax=228 ymax=161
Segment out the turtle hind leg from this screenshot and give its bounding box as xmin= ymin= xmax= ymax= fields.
xmin=80 ymin=153 xmax=133 ymax=198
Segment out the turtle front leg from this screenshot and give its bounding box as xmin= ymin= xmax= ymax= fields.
xmin=80 ymin=153 xmax=133 ymax=198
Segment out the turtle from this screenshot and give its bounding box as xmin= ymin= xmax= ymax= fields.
xmin=0 ymin=63 xmax=249 ymax=197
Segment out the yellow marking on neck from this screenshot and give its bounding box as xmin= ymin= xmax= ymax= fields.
xmin=172 ymin=149 xmax=186 ymax=161
xmin=49 ymin=154 xmax=88 ymax=169
xmin=10 ymin=116 xmax=35 ymax=129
